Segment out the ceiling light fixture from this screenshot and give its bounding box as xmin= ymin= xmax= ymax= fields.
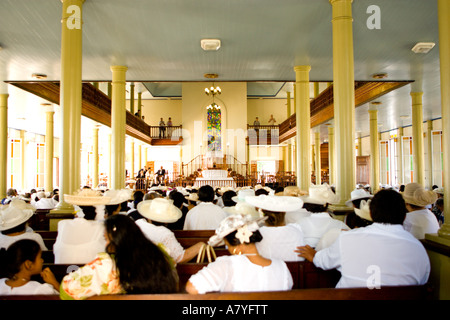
xmin=412 ymin=42 xmax=435 ymax=54
xmin=32 ymin=73 xmax=47 ymax=80
xmin=201 ymin=39 xmax=221 ymax=51
xmin=371 ymin=72 xmax=388 ymax=79
xmin=205 ymin=82 xmax=221 ymax=110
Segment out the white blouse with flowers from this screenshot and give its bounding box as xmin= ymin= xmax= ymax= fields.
xmin=60 ymin=252 xmax=124 ymax=300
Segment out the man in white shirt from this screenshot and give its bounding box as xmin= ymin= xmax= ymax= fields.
xmin=184 ymin=185 xmax=227 ymax=230
xmin=295 ymin=189 xmax=430 ymax=288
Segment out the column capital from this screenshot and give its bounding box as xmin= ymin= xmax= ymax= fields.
xmin=110 ymin=65 xmax=128 ymax=73
xmin=293 ymin=65 xmax=311 ymax=73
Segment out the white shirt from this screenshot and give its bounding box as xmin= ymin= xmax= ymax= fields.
xmin=403 ymin=209 xmax=440 ymax=239
xmin=0 ymin=231 xmax=48 ymax=251
xmin=313 ymin=223 xmax=430 ymax=288
xmin=135 ymin=219 xmax=185 ymax=263
xmin=53 ymin=218 xmax=106 ymax=264
xmin=188 ymin=255 xmax=293 ymax=294
xmin=183 ymin=202 xmax=227 ymax=230
xmin=296 ymin=212 xmax=350 ymax=248
xmin=285 ymin=208 xmax=311 ymax=224
xmin=256 ymin=224 xmax=305 ymax=261
xmin=0 ymin=279 xmax=58 ymax=295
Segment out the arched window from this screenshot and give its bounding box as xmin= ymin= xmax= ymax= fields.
xmin=207 ymin=104 xmax=222 ymax=152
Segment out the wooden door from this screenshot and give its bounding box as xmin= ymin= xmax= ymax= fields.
xmin=356 ymin=156 xmax=370 ymax=185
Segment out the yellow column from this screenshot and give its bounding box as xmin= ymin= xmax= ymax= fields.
xmin=294 ymin=65 xmax=312 ymax=190
xmin=44 ymin=108 xmax=55 ymax=192
xmin=107 ymin=133 xmax=111 ymax=188
xmin=56 ymin=0 xmax=84 ymax=211
xmin=20 ymin=130 xmax=26 ymax=191
xmin=92 ymin=126 xmax=99 ymax=189
xmin=286 ymin=91 xmax=291 ymax=117
xmin=328 ymin=126 xmax=335 ymax=186
xmin=110 ymin=65 xmax=128 ymax=189
xmin=357 ymin=136 xmax=362 ymax=157
xmin=286 ymin=91 xmax=292 ymax=172
xmin=369 ymin=109 xmax=380 ymax=193
xmin=137 ymin=91 xmax=142 ymax=118
xmin=437 ymin=0 xmax=450 ymax=240
xmin=397 ymin=127 xmax=404 ymax=185
xmin=138 ymin=144 xmax=142 ymax=172
xmin=411 ymin=92 xmax=425 ymax=186
xmin=427 ymin=120 xmax=433 ymax=190
xmin=130 ymin=140 xmax=135 ymax=178
xmin=315 ymin=131 xmax=321 ymax=185
xmin=129 ymin=82 xmax=135 ymax=115
xmin=0 ymin=94 xmax=8 ymax=199
xmin=330 ymin=0 xmax=356 ymax=206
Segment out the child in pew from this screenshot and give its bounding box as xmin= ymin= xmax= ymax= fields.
xmin=295 ymin=189 xmax=431 ymax=288
xmin=60 ymin=214 xmax=178 ymax=300
xmin=0 ymin=199 xmax=48 ymax=251
xmin=185 ymin=214 xmax=293 ymax=294
xmin=0 ymin=239 xmax=59 ymax=295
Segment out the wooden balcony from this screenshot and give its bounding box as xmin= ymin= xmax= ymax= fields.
xmin=149 ymin=125 xmax=183 ymax=145
xmin=246 ymin=125 xmax=279 ymax=145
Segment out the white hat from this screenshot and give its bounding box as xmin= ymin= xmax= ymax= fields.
xmin=64 ymin=188 xmax=111 ymax=206
xmin=345 ymin=188 xmax=373 ymax=207
xmin=218 ymin=186 xmax=235 ymax=195
xmin=283 ymin=186 xmax=308 ymax=197
xmin=185 ymin=193 xmax=199 ymax=202
xmin=8 ymin=198 xmax=36 ymax=212
xmin=231 ymin=189 xmax=255 ymax=203
xmin=137 ymin=198 xmax=182 ymax=223
xmin=244 ymin=195 xmax=304 ymax=212
xmin=402 ymin=183 xmax=437 ymax=207
xmin=354 ymin=199 xmax=372 ymax=221
xmin=301 ymin=184 xmax=339 ymax=205
xmin=223 ymin=202 xmax=261 ymax=219
xmin=208 ymin=214 xmax=267 ymax=247
xmin=434 ymin=187 xmax=444 ymax=195
xmin=104 ymin=189 xmax=133 ymax=205
xmin=0 ymin=206 xmax=34 ymax=231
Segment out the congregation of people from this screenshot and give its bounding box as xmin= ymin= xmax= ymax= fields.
xmin=0 ymin=179 xmax=442 ymax=298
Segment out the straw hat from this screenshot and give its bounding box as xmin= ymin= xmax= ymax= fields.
xmin=137 ymin=198 xmax=182 ymax=223
xmin=104 ymin=189 xmax=133 ymax=205
xmin=301 ymin=184 xmax=339 ymax=205
xmin=223 ymin=202 xmax=261 ymax=219
xmin=208 ymin=214 xmax=267 ymax=247
xmin=402 ymin=183 xmax=437 ymax=207
xmin=185 ymin=192 xmax=199 ymax=202
xmin=231 ymin=189 xmax=255 ymax=203
xmin=0 ymin=205 xmax=34 ymax=231
xmin=283 ymin=186 xmax=308 ymax=197
xmin=244 ymin=195 xmax=304 ymax=212
xmin=354 ymin=199 xmax=372 ymax=221
xmin=345 ymin=188 xmax=373 ymax=207
xmin=8 ymin=198 xmax=36 ymax=212
xmin=64 ymin=188 xmax=111 ymax=206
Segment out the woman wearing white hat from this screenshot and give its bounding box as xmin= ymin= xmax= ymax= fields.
xmin=402 ymin=183 xmax=440 ymax=239
xmin=53 ymin=188 xmax=111 ymax=264
xmin=136 ymin=198 xmax=205 ymax=264
xmin=244 ymin=195 xmax=306 ymax=262
xmin=295 ymin=185 xmax=350 ymax=248
xmin=0 ymin=200 xmax=47 ymax=251
xmin=185 ymin=214 xmax=293 ymax=294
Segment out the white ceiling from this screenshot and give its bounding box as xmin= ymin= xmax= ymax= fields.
xmin=0 ymin=0 xmax=443 ymax=141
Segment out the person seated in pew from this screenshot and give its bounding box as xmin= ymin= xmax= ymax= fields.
xmin=0 ymin=239 xmax=59 ymax=295
xmin=104 ymin=189 xmax=133 ymax=217
xmin=53 ymin=188 xmax=111 ymax=264
xmin=166 ymin=191 xmax=189 ymax=230
xmin=0 ymin=200 xmax=48 ymax=251
xmin=183 ymin=185 xmax=227 ymax=230
xmin=185 ymin=214 xmax=293 ymax=294
xmin=60 ymin=214 xmax=178 ymax=300
xmin=136 ymin=198 xmax=206 ymax=264
xmin=344 ymin=188 xmax=373 ymax=229
xmin=296 ymin=184 xmax=350 ymax=249
xmin=244 ymin=195 xmax=306 ymax=261
xmin=295 ymin=189 xmax=431 ymax=288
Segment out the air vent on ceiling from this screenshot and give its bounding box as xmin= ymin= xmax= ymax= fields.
xmin=201 ymin=39 xmax=221 ymax=51
xmin=411 ymin=42 xmax=435 ymax=54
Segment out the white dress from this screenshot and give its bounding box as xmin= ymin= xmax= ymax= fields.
xmin=403 ymin=209 xmax=440 ymax=239
xmin=0 ymin=278 xmax=58 ymax=295
xmin=313 ymin=223 xmax=430 ymax=288
xmin=135 ymin=219 xmax=185 ymax=263
xmin=256 ymin=224 xmax=305 ymax=261
xmin=183 ymin=202 xmax=227 ymax=230
xmin=0 ymin=232 xmax=48 ymax=251
xmin=188 ymin=255 xmax=293 ymax=294
xmin=296 ymin=212 xmax=350 ymax=248
xmin=53 ymin=218 xmax=106 ymax=264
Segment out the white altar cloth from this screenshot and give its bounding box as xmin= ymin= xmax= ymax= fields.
xmin=202 ymin=170 xmax=228 ymax=179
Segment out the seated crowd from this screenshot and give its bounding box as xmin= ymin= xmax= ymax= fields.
xmin=0 ymin=180 xmax=441 ymax=299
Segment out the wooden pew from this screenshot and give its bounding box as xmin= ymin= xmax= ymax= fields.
xmin=0 ymin=285 xmax=432 ymax=300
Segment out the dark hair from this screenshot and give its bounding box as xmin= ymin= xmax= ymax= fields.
xmin=255 ymin=189 xmax=269 ymax=196
xmin=169 ymin=191 xmax=187 ymax=208
xmin=0 ymin=239 xmax=41 ymax=279
xmin=303 ymin=202 xmax=328 ymax=213
xmin=79 ymin=205 xmax=101 ymax=220
xmin=369 ymin=189 xmax=407 ymax=224
xmin=222 ymin=190 xmax=237 ymax=207
xmin=224 ymin=229 xmax=263 ymax=246
xmin=133 ymin=190 xmax=144 ymax=207
xmin=261 ymin=209 xmax=286 ymax=226
xmin=198 ymin=185 xmax=215 ymax=202
xmin=1 ymin=222 xmax=27 ymax=235
xmin=104 ymin=215 xmax=178 ymax=294
xmin=105 ymin=204 xmax=121 ymax=217
xmin=351 ymin=197 xmax=371 ymax=209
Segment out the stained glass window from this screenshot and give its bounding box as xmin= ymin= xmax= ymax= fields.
xmin=207 ymin=104 xmax=221 ymax=152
